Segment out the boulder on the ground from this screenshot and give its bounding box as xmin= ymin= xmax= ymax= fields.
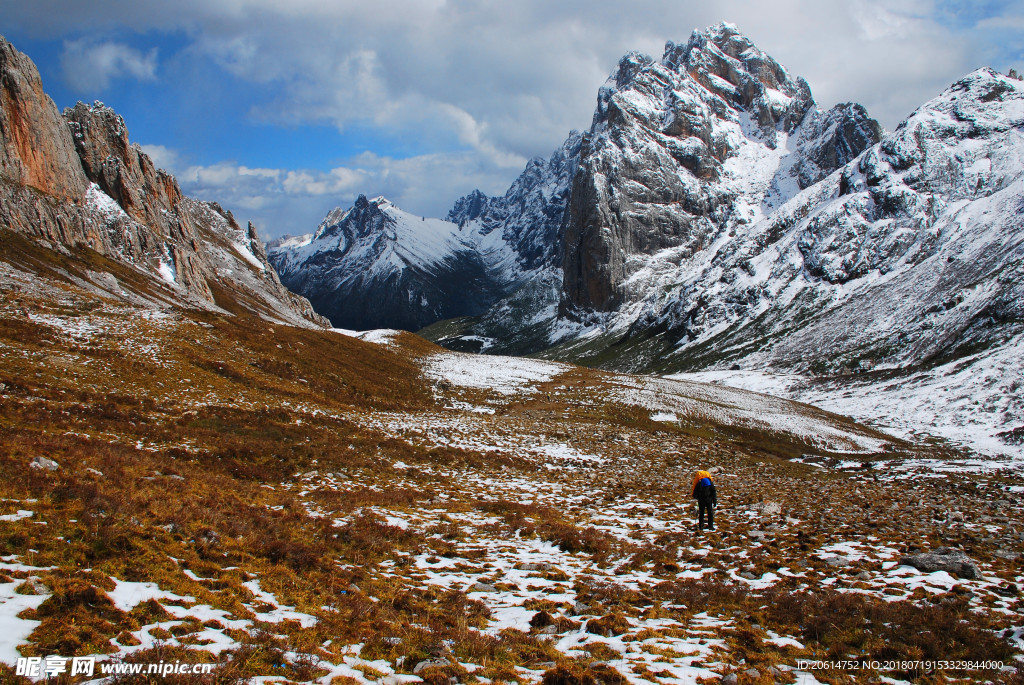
xmin=412 ymin=658 xmax=451 ymax=675
xmin=900 ymin=547 xmax=980 ymax=579
xmin=30 ymin=456 xmax=59 ymax=471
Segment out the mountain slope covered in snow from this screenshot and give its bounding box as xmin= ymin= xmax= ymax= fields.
xmin=267 ymin=195 xmax=516 ymax=331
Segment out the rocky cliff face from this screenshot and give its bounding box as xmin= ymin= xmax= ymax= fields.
xmin=448 ymin=131 xmax=583 ymax=271
xmin=561 ymin=23 xmax=882 ymax=312
xmin=613 ymin=66 xmax=1024 ymax=377
xmin=0 ymin=35 xmax=326 ymax=328
xmin=0 ymin=37 xmax=88 ymax=201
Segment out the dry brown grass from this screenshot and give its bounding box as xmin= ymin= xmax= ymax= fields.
xmin=0 ymin=235 xmax=1021 ymax=684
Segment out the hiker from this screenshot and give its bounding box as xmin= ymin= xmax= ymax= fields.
xmin=692 ymin=469 xmax=717 ymax=532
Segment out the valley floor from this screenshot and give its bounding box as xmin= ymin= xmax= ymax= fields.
xmin=0 ymin=245 xmax=1022 ymax=685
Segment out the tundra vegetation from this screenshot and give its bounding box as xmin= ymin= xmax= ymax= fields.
xmin=0 ymin=232 xmax=1022 ymax=684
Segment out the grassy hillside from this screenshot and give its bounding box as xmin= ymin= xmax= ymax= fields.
xmin=0 ymin=237 xmax=1021 ymax=684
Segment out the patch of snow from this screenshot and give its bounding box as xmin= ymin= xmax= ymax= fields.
xmin=0 ymin=580 xmax=48 ymax=666
xmin=422 ymin=352 xmax=568 ymax=396
xmin=107 ymin=579 xmax=195 ymax=612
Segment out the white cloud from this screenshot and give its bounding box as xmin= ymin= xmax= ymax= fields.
xmin=282 ymin=167 xmax=366 ymax=195
xmin=21 ymin=0 xmax=1014 ymax=148
xmin=154 ymin=147 xmax=519 ymax=238
xmin=138 ymin=144 xmax=179 ymax=172
xmin=60 ymin=38 xmax=158 ymax=92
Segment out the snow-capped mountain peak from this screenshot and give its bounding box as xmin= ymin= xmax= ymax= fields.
xmin=267 ymin=194 xmax=524 ymax=331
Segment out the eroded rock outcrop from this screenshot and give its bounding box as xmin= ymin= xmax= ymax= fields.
xmin=65 ymin=102 xmax=182 ymax=234
xmin=0 ymin=37 xmax=88 ymax=201
xmin=0 ymin=34 xmax=326 ymax=328
xmin=900 ymin=548 xmax=980 ymax=579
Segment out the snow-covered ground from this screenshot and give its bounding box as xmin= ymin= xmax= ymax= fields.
xmin=421 ymin=352 xmax=569 ymax=397
xmin=613 ymin=374 xmax=890 ymax=454
xmin=670 ymin=332 xmax=1024 ymax=467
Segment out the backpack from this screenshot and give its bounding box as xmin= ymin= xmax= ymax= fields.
xmin=693 ymin=474 xmax=715 ymax=502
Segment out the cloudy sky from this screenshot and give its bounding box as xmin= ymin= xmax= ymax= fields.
xmin=3 ymin=0 xmax=1022 ymax=238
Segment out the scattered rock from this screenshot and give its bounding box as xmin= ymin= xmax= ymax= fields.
xmin=758 ymin=501 xmax=782 ymax=517
xmin=413 ymin=659 xmax=450 ymax=675
xmin=900 ymin=547 xmax=980 ymax=579
xmin=993 ymin=549 xmax=1019 ymax=561
xmin=469 ymin=582 xmax=497 ymax=593
xmin=86 ymin=467 xmax=103 ymax=477
xmin=569 ymin=601 xmax=592 ymax=616
xmin=196 ymin=529 xmax=219 ymax=546
xmin=30 ymin=456 xmax=59 ymax=471
xmin=720 ymin=675 xmax=738 ymax=685
xmin=856 ymin=571 xmax=872 ymax=580
xmin=823 ymin=555 xmax=852 ymax=567
xmin=347 ymin=583 xmax=362 ymax=594
xmin=22 ymin=577 xmax=47 ymax=594
xmin=743 ymin=668 xmax=760 ymax=678
xmin=521 ymin=562 xmax=552 ymax=571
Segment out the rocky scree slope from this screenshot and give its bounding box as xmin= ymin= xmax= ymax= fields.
xmin=0 ymin=35 xmax=326 ymax=327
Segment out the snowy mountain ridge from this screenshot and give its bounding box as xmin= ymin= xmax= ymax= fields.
xmin=268 ymin=194 xmax=524 ymax=331
xmin=268 ymin=131 xmax=584 ymax=332
xmin=546 ymin=65 xmax=1024 ymax=459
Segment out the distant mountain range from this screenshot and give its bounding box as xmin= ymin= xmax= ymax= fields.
xmin=269 ymin=22 xmax=1024 ymax=455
